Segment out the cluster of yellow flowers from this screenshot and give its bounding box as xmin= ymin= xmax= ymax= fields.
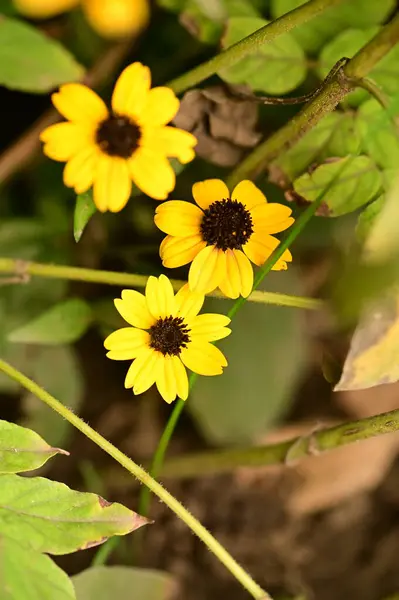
xmin=40 ymin=62 xmax=294 ymax=403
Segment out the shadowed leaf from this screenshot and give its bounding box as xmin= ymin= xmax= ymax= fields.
xmin=0 ymin=420 xmax=68 ymax=474
xmin=0 ymin=536 xmax=76 ymax=600
xmin=0 ymin=474 xmax=150 ymax=555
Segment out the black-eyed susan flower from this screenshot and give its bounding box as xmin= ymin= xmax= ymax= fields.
xmin=14 ymin=0 xmax=150 ymax=39
xmin=155 ymin=179 xmax=294 ymax=299
xmin=40 ymin=63 xmax=197 ymax=212
xmin=104 ymin=275 xmax=231 ymax=403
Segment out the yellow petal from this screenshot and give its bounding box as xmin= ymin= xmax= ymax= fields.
xmin=243 ymin=233 xmax=293 ymax=269
xmin=93 ymin=155 xmax=132 ymax=213
xmin=175 ymin=284 xmax=204 ymax=320
xmin=52 ymin=83 xmax=108 ymax=123
xmin=180 ymin=341 xmax=227 ymax=376
xmin=173 ymin=357 xmax=189 ymax=401
xmin=234 ymin=249 xmax=254 ymax=297
xmin=14 ymin=0 xmax=78 ymax=18
xmin=114 ymin=289 xmax=155 ymax=329
xmin=189 ymin=246 xmax=225 ymax=295
xmin=124 ymin=347 xmax=161 ymax=393
xmin=63 ymin=145 xmax=99 ymax=194
xmin=145 ymin=274 xmax=176 ymax=319
xmin=232 ymin=180 xmax=267 ymax=210
xmin=160 ymin=235 xmax=206 ymax=269
xmin=104 ymin=327 xmax=150 ymax=359
xmin=192 ymin=179 xmax=229 ymax=210
xmin=111 ymin=62 xmax=151 ymax=119
xmin=250 ymin=203 xmax=294 ymax=234
xmin=129 ymin=148 xmax=175 ymax=200
xmin=155 ymin=201 xmax=202 ymax=237
xmin=156 ymin=355 xmax=178 ymax=403
xmin=142 ymin=126 xmax=197 ymax=163
xmin=41 ymin=122 xmax=94 ymax=162
xmin=188 ymin=314 xmax=231 ymax=342
xmin=82 ymin=0 xmax=149 ymax=39
xmin=218 ymin=249 xmax=241 ymax=299
xmin=139 ymin=88 xmax=180 ymax=127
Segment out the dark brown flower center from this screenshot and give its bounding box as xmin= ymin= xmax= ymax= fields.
xmin=96 ymin=114 xmax=141 ymax=158
xmin=149 ymin=316 xmax=190 ymax=356
xmin=200 ymin=198 xmax=254 ymax=251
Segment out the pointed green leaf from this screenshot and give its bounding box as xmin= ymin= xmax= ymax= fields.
xmin=0 ymin=420 xmax=68 ymax=474
xmin=8 ymin=299 xmax=92 ymax=345
xmin=74 ymin=192 xmax=97 ymax=243
xmin=271 ymin=0 xmax=395 ymax=53
xmin=73 ymin=566 xmax=176 ymax=600
xmin=293 ymin=156 xmax=382 ymax=217
xmin=0 ymin=17 xmax=84 ymax=93
xmin=219 ymin=17 xmax=307 ymax=94
xmin=319 ymin=28 xmax=399 ymax=107
xmin=0 ymin=536 xmax=76 ymax=600
xmin=0 ymin=474 xmax=150 ymax=555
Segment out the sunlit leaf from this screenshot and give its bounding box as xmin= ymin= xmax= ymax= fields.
xmin=319 ymin=28 xmax=399 ymax=107
xmin=357 ymin=99 xmax=399 ymax=170
xmin=0 ymin=536 xmax=76 ymax=600
xmin=0 ymin=420 xmax=68 ymax=474
xmin=8 ymin=299 xmax=92 ymax=345
xmin=189 ymin=271 xmax=309 ymax=445
xmin=220 ymin=17 xmax=307 ymax=94
xmin=0 ymin=474 xmax=150 ymax=555
xmin=271 ymin=0 xmax=395 ymax=53
xmin=73 ymin=566 xmax=176 ymax=600
xmin=74 ymin=192 xmax=97 ymax=243
xmin=293 ymin=156 xmax=382 ymax=217
xmin=0 ymin=17 xmax=84 ymax=93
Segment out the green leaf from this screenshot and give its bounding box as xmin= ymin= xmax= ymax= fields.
xmin=189 ymin=271 xmax=309 ymax=445
xmin=0 ymin=474 xmax=150 ymax=555
xmin=0 ymin=17 xmax=84 ymax=93
xmin=271 ymin=0 xmax=395 ymax=53
xmin=356 ymin=195 xmax=386 ymax=244
xmin=0 ymin=420 xmax=68 ymax=474
xmin=319 ymin=28 xmax=399 ymax=107
xmin=22 ymin=346 xmax=84 ymax=449
xmin=8 ymin=299 xmax=92 ymax=345
xmin=293 ymin=156 xmax=382 ymax=217
xmin=74 ymin=192 xmax=97 ymax=243
xmin=322 ymin=112 xmax=362 ymax=158
xmin=269 ymin=113 xmax=342 ymax=181
xmin=220 ymin=17 xmax=307 ymax=94
xmin=73 ymin=566 xmax=176 ymax=600
xmin=357 ymin=99 xmax=399 ymax=170
xmin=0 ymin=536 xmax=76 ymax=600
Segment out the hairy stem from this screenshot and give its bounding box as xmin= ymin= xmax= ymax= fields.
xmin=0 ymin=358 xmax=268 ymax=600
xmin=0 ymin=258 xmax=321 ymax=310
xmin=161 ymin=409 xmax=399 ymax=478
xmin=227 ymin=12 xmax=399 ymax=187
xmin=167 ymin=0 xmax=344 ymax=94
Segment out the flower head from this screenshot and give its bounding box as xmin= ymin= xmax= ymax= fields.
xmin=14 ymin=0 xmax=150 ymax=39
xmin=104 ymin=275 xmax=231 ymax=403
xmin=155 ymin=179 xmax=294 ymax=299
xmin=40 ymin=63 xmax=197 ymax=212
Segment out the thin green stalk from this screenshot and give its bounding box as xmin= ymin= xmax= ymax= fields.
xmin=0 ymin=357 xmax=268 ymax=600
xmin=167 ymin=0 xmax=344 ymax=94
xmin=160 ymin=408 xmax=399 ymax=478
xmin=227 ymin=12 xmax=399 ymax=186
xmin=0 ymin=258 xmax=320 ymax=311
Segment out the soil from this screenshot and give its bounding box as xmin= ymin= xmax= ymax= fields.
xmin=43 ymin=333 xmax=399 ymax=600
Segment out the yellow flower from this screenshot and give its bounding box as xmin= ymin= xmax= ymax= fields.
xmin=155 ymin=179 xmax=294 ymax=299
xmin=40 ymin=63 xmax=197 ymax=212
xmin=13 ymin=0 xmax=150 ymax=39
xmin=104 ymin=275 xmax=231 ymax=403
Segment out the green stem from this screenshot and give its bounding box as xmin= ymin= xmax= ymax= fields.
xmin=167 ymin=0 xmax=344 ymax=94
xmin=227 ymin=12 xmax=399 ymax=187
xmin=0 ymin=258 xmax=321 ymax=311
xmin=160 ymin=408 xmax=399 ymax=478
xmin=0 ymin=358 xmax=268 ymax=600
